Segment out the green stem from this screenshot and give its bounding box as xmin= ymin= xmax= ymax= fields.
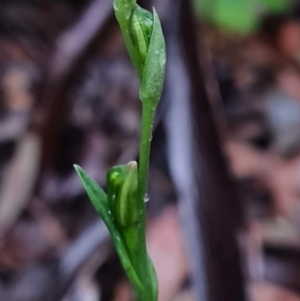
xmin=138 ymin=103 xmax=155 ymax=231
xmin=119 ymin=102 xmax=156 ymax=301
xmin=134 ymin=102 xmax=156 ymax=299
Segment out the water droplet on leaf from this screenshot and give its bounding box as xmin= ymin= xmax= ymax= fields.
xmin=144 ymin=194 xmax=150 ymax=203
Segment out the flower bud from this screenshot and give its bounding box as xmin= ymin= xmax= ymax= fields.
xmin=106 ymin=161 xmax=138 ymax=228
xmin=130 ymin=5 xmax=154 ymax=67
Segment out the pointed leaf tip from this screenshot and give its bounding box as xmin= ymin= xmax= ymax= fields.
xmin=73 ymin=164 xmax=84 ymax=178
xmin=73 ymin=164 xmax=108 ymax=218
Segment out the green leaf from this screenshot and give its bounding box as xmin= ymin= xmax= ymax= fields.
xmin=130 ymin=5 xmax=154 ymax=69
xmin=73 ymin=165 xmax=143 ymax=294
xmin=74 ymin=165 xmax=108 ymax=217
xmin=113 ymin=1 xmax=166 ymax=105
xmin=114 ymin=0 xmax=135 ymax=21
xmin=113 ymin=0 xmax=144 ymax=79
xmin=107 ymin=161 xmax=138 ymax=228
xmin=140 ymin=8 xmax=166 ymax=108
xmin=147 ymin=255 xmax=158 ymax=301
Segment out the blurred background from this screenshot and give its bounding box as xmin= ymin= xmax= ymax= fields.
xmin=2 ymin=0 xmax=300 ymax=300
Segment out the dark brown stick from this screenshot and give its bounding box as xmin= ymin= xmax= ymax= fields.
xmin=164 ymin=0 xmax=246 ymax=300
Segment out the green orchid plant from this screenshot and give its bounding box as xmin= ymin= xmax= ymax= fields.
xmin=74 ymin=1 xmax=166 ymax=300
